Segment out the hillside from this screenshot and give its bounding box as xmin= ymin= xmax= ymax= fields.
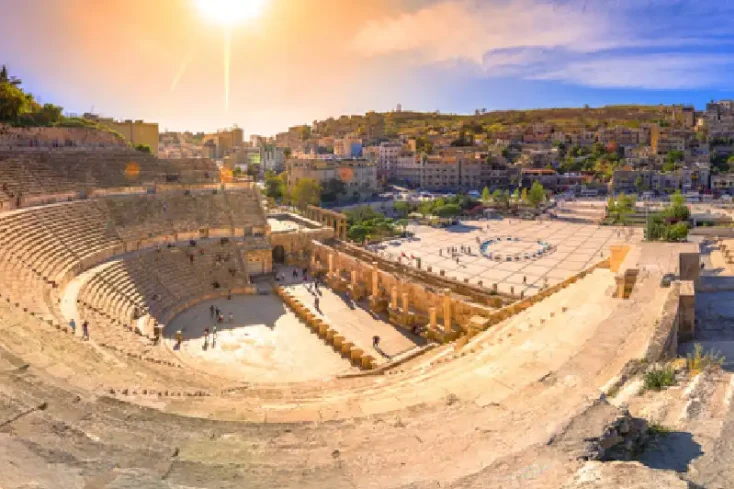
xmin=308 ymin=105 xmax=685 ymax=142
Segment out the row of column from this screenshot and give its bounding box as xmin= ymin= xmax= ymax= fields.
xmin=306 ymin=206 xmax=347 ymax=239
xmin=324 ymin=251 xmax=454 ymax=333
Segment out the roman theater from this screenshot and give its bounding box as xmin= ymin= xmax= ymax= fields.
xmin=0 ymin=133 xmax=726 ymax=489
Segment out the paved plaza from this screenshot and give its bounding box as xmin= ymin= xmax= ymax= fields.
xmin=375 ymin=218 xmax=642 ymax=296
xmin=164 ymin=295 xmax=356 ymax=382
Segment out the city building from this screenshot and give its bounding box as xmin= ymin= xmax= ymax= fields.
xmin=378 ymin=142 xmax=402 ymax=179
xmin=711 ymin=173 xmax=734 ymax=193
xmin=202 ymin=127 xmax=244 ymax=158
xmin=84 ymin=114 xmax=160 ymax=155
xmin=286 ymin=159 xmax=377 ymax=199
xmin=333 ymin=138 xmax=363 ymax=158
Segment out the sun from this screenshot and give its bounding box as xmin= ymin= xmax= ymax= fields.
xmin=195 ymin=0 xmax=266 ymax=25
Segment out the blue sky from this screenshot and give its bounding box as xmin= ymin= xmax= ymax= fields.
xmin=2 ymin=0 xmax=734 ymax=134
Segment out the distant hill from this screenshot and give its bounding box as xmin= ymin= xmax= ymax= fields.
xmin=308 ymin=105 xmax=684 ymax=142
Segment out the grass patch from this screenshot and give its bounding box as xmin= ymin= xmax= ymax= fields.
xmin=648 ymin=422 xmax=672 ymax=436
xmin=643 ymin=365 xmax=676 ymax=391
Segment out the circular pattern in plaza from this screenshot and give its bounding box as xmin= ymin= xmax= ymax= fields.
xmin=480 ymin=236 xmax=555 ymax=261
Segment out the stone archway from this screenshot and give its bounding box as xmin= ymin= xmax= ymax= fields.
xmin=272 ymin=245 xmax=286 ymax=264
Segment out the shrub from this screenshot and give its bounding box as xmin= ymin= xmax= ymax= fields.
xmin=643 ymin=365 xmax=676 ymax=391
xmin=687 ymin=343 xmax=725 ymax=375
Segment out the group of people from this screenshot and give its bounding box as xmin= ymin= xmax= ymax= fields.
xmin=275 ymin=267 xmax=310 ymax=284
xmin=209 ymin=305 xmax=234 ymax=325
xmin=68 ymin=318 xmax=90 ymax=340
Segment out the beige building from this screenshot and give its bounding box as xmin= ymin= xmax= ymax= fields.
xmin=85 ymin=115 xmax=159 ymax=155
xmin=286 ymin=159 xmax=377 ymax=199
xmin=202 ymin=127 xmax=244 ymax=158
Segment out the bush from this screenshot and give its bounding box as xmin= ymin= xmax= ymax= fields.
xmin=643 ymin=365 xmax=676 ymax=391
xmin=687 ymin=343 xmax=725 ymax=375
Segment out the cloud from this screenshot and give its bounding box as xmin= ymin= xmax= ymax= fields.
xmin=531 ymin=54 xmax=734 ymax=90
xmin=351 ymin=0 xmax=614 ymax=64
xmin=351 ymin=0 xmax=734 ymax=90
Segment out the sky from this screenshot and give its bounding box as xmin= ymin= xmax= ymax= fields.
xmin=3 ymin=0 xmax=734 ymax=136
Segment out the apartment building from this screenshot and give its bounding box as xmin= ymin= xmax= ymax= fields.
xmin=333 ymin=138 xmax=363 ymax=158
xmin=378 ymin=142 xmax=402 ymax=179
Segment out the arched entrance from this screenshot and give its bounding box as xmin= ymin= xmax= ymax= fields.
xmin=272 ymin=245 xmax=286 ymax=264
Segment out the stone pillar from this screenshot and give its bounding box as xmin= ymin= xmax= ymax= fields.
xmin=401 ymin=292 xmax=410 ymax=325
xmin=429 ymin=307 xmax=437 ymax=330
xmin=351 ymin=270 xmax=358 ymax=289
xmin=371 ymin=262 xmax=379 ymax=296
xmin=391 ymin=286 xmax=398 ymax=309
xmin=328 ymin=253 xmax=335 ymax=277
xmin=416 ymin=257 xmax=422 ymax=269
xmin=443 ymin=289 xmax=452 ymax=333
xmin=679 ymin=253 xmax=700 ymax=283
xmin=678 ymin=281 xmax=696 ymax=342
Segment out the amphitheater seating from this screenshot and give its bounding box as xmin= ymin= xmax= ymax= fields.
xmin=0 ymin=190 xmax=264 ymax=322
xmin=0 ymin=151 xmax=221 ymax=204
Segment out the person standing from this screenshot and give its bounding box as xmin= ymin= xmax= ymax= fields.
xmin=82 ymin=320 xmax=89 ymax=341
xmin=69 ymin=318 xmax=76 ymax=335
xmin=210 ymin=305 xmax=215 ymax=317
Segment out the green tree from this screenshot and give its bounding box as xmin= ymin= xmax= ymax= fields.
xmin=396 ymin=218 xmax=409 ymax=236
xmin=393 ymin=200 xmax=411 ymax=217
xmin=246 ymin=163 xmax=261 ymax=180
xmin=0 ymin=82 xmax=29 ymax=122
xmin=492 ymin=189 xmax=509 ymax=209
xmin=291 ymin=178 xmax=321 ymax=209
xmin=321 ymin=178 xmax=346 ymax=203
xmin=348 ymin=224 xmax=370 ymax=242
xmin=481 ymin=186 xmax=491 ymax=202
xmin=434 ymin=203 xmax=460 ymax=217
xmin=264 ymin=171 xmax=285 ymax=200
xmin=134 ymin=143 xmax=152 ymax=154
xmin=634 ymin=175 xmax=644 ymax=193
xmin=527 ymin=181 xmax=546 ymax=208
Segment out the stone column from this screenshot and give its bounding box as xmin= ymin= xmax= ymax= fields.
xmin=371 ymin=262 xmax=379 ymax=296
xmin=401 ymin=292 xmax=410 ymax=326
xmin=430 ymin=307 xmax=437 ymax=330
xmin=443 ymin=289 xmax=452 ymax=333
xmin=328 ymin=253 xmax=335 ymax=277
xmin=351 ymin=270 xmax=358 ymax=289
xmin=391 ymin=286 xmax=398 ymax=309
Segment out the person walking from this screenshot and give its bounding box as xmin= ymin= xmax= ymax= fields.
xmin=210 ymin=305 xmax=215 ymax=317
xmin=372 ymin=335 xmax=380 ymax=349
xmin=228 ymin=312 xmax=234 ymax=323
xmin=82 ymin=320 xmax=89 ymax=341
xmin=69 ymin=318 xmax=76 ymax=335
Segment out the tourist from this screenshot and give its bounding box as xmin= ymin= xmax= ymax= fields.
xmin=373 ymin=335 xmax=380 ymax=348
xmin=215 ymin=307 xmax=221 ymax=317
xmin=69 ymin=318 xmax=76 ymax=335
xmin=314 ymin=296 xmax=320 ymax=310
xmin=212 ymin=325 xmax=217 ymax=342
xmin=217 ymin=313 xmax=223 ymax=324
xmin=523 ymin=276 xmax=527 ymax=284
xmin=203 ymin=327 xmax=209 ymax=345
xmin=293 ymin=269 xmax=298 ymax=279
xmin=228 ymin=312 xmax=234 ymax=323
xmin=82 ymin=320 xmax=89 ymax=341
xmin=189 ymin=254 xmax=194 ymax=264
xmin=210 ymin=305 xmax=215 ymax=317
xmin=176 ymin=330 xmax=183 ymax=348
